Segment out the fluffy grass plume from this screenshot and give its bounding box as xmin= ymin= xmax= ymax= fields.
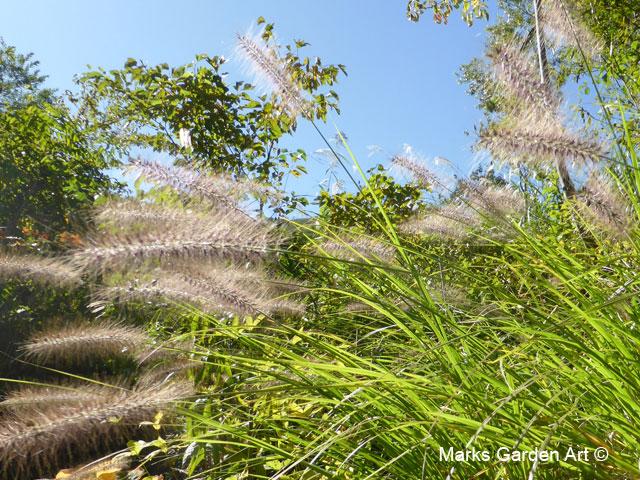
xmin=73 ymin=206 xmax=280 ymax=273
xmin=95 ymin=199 xmax=196 ymax=230
xmin=98 ymin=265 xmax=302 ymax=317
xmin=400 ymin=203 xmax=480 ymax=239
xmin=0 ymin=382 xmax=122 ymax=413
xmin=0 ymin=252 xmax=81 ymax=288
xmin=489 ymin=43 xmax=559 ymax=110
xmin=319 ymin=235 xmax=395 ymax=263
xmin=575 ymin=172 xmax=633 ymax=238
xmin=236 ymin=32 xmax=310 ymax=118
xmin=0 ymin=382 xmax=191 ymax=479
xmin=126 ymin=157 xmax=280 ymax=208
xmin=391 ymin=153 xmax=441 ymax=189
xmin=399 ymin=180 xmax=523 ymax=239
xmin=477 ymin=112 xmax=606 ymax=167
xmin=461 ymin=180 xmax=526 ymax=219
xmin=21 ymin=321 xmax=148 ymax=366
xmin=540 ymin=0 xmax=601 ymax=58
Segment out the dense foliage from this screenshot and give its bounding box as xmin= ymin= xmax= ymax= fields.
xmin=74 ymin=19 xmax=346 ymax=215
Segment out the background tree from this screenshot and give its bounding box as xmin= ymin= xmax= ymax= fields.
xmin=458 ymin=0 xmax=639 ymax=138
xmin=406 ymin=0 xmax=489 ymax=24
xmin=0 ymin=38 xmax=54 ymax=109
xmin=74 ymin=19 xmax=346 ymax=216
xmin=0 ymin=41 xmax=121 ymax=242
xmin=319 ymin=164 xmax=424 ymax=233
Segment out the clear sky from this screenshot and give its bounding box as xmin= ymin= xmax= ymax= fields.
xmin=1 ymin=0 xmax=497 ymax=199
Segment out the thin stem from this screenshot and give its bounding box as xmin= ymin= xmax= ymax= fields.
xmin=311 ymin=121 xmax=361 ymax=191
xmin=532 ymin=0 xmax=546 ymax=84
xmin=533 ymin=0 xmax=575 ymax=197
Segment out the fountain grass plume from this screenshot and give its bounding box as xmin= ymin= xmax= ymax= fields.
xmin=462 ymin=179 xmax=526 ymax=219
xmin=95 ymin=199 xmax=202 ymax=231
xmin=236 ymin=31 xmax=310 ymax=119
xmin=391 ymin=154 xmax=441 ymax=190
xmin=489 ymin=43 xmax=559 ymax=110
xmin=540 ymin=0 xmax=601 ymax=58
xmin=72 ymin=207 xmax=281 ymax=273
xmin=0 ymin=252 xmax=82 ymax=288
xmin=319 ymin=235 xmax=395 ymax=264
xmin=400 ymin=203 xmax=481 ymax=239
xmin=126 ymin=157 xmax=281 ymax=208
xmin=21 ymin=321 xmax=148 ymax=367
xmin=0 ymin=382 xmax=124 ymax=414
xmin=477 ymin=111 xmax=606 ymax=167
xmin=575 ymin=172 xmax=633 ymax=239
xmin=0 ymin=381 xmax=192 ymax=479
xmin=97 ymin=264 xmax=303 ymax=317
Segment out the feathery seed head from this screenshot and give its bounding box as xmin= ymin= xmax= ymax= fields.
xmin=319 ymin=235 xmax=395 ymax=263
xmin=400 ymin=203 xmax=480 ymax=239
xmin=391 ymin=154 xmax=440 ymax=189
xmin=73 ymin=207 xmax=281 ymax=273
xmin=97 ymin=263 xmax=302 ymax=317
xmin=126 ymin=157 xmax=281 ymax=208
xmin=236 ymin=32 xmax=311 ymax=119
xmin=0 ymin=252 xmax=82 ymax=288
xmin=0 ymin=383 xmax=120 ymax=414
xmin=0 ymin=382 xmax=192 ymax=478
xmin=95 ymin=199 xmax=201 ymax=232
xmin=21 ymin=321 xmax=148 ymax=367
xmin=540 ymin=0 xmax=601 ymax=58
xmin=488 ymin=43 xmax=559 ymax=110
xmin=477 ymin=112 xmax=606 ymax=167
xmin=574 ymin=172 xmax=633 ymax=239
xmin=462 ymin=180 xmax=526 ymax=219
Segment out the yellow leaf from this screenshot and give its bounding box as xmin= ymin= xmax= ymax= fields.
xmin=96 ymin=469 xmax=120 ymax=480
xmin=55 ymin=470 xmax=76 ymax=479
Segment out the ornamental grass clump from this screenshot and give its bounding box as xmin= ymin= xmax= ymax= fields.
xmin=168 ymin=15 xmax=640 ymax=475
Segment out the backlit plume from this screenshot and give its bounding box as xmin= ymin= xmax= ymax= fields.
xmin=392 ymin=153 xmax=441 ymax=190
xmin=126 ymin=157 xmax=279 ymax=208
xmin=236 ymin=32 xmax=311 ymax=118
xmin=462 ymin=180 xmax=526 ymax=219
xmin=0 ymin=253 xmax=81 ymax=288
xmin=540 ymin=0 xmax=601 ymax=58
xmin=477 ymin=112 xmax=606 ymax=167
xmin=575 ymin=173 xmax=633 ymax=238
xmin=72 ymin=206 xmax=280 ymax=273
xmin=400 ymin=203 xmax=480 ymax=240
xmin=489 ymin=44 xmax=559 ymax=110
xmin=21 ymin=321 xmax=148 ymax=366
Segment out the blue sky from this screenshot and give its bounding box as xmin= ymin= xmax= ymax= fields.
xmin=1 ymin=0 xmax=496 ymax=199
